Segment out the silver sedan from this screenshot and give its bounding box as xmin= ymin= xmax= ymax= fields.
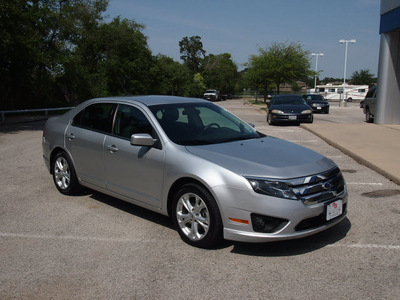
xmin=42 ymin=96 xmax=348 ymax=248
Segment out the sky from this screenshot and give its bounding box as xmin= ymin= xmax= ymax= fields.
xmin=104 ymin=0 xmax=381 ymax=79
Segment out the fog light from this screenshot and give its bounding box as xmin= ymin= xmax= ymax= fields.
xmin=251 ymin=213 xmax=288 ymax=233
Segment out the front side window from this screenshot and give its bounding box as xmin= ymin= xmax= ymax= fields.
xmin=113 ymin=104 xmax=154 ymax=139
xmin=150 ymin=103 xmax=260 ymax=145
xmin=72 ymin=103 xmax=115 ymax=133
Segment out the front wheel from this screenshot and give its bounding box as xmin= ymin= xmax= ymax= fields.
xmin=172 ymin=183 xmax=223 ymax=248
xmin=267 ymin=113 xmax=274 ymax=125
xmin=52 ymin=151 xmax=80 ymax=195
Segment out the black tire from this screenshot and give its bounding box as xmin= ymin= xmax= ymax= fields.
xmin=172 ymin=183 xmax=223 ymax=248
xmin=365 ymin=107 xmax=373 ymax=123
xmin=52 ymin=151 xmax=81 ymax=195
xmin=267 ymin=113 xmax=274 ymax=125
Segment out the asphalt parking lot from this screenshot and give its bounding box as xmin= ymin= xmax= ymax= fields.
xmin=0 ymin=99 xmax=399 ymax=299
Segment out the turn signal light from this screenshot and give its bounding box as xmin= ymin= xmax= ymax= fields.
xmin=229 ymin=218 xmax=249 ymax=225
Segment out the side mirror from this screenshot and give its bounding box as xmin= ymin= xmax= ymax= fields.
xmin=131 ymin=133 xmax=157 ymax=147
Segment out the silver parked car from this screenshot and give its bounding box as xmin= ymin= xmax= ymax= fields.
xmin=42 ymin=96 xmax=348 ymax=248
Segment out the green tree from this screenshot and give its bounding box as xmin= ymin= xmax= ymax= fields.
xmin=0 ymin=0 xmax=109 ymax=108
xmin=350 ymin=69 xmax=376 ymax=87
xmin=246 ymin=42 xmax=311 ymax=96
xmin=99 ymin=17 xmax=153 ymax=96
xmin=59 ymin=15 xmax=152 ymax=104
xmin=179 ymin=36 xmax=206 ymax=75
xmin=151 ymin=54 xmax=189 ymax=95
xmin=202 ymin=53 xmax=238 ymax=93
xmin=245 ymin=53 xmax=274 ymax=101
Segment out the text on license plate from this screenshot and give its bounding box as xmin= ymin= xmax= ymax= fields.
xmin=289 ymin=116 xmax=297 ymax=120
xmin=326 ymin=200 xmax=343 ymax=221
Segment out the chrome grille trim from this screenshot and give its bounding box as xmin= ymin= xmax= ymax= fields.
xmin=288 ymin=167 xmax=345 ymax=205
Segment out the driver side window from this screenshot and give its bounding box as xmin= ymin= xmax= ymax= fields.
xmin=113 ymin=104 xmax=153 ymax=139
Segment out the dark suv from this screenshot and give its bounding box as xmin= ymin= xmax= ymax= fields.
xmin=363 ymin=86 xmax=377 ymax=123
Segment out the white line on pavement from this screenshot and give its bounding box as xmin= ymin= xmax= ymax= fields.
xmin=0 ymin=232 xmax=145 ymax=243
xmin=2 ymin=232 xmax=399 ymax=250
xmin=346 ymin=182 xmax=383 ymax=186
xmin=328 ymin=243 xmax=400 ymax=250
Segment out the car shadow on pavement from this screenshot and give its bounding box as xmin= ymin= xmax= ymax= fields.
xmin=78 ymin=188 xmax=351 ymax=254
xmin=230 ymin=217 xmax=351 ymax=256
xmin=88 ymin=189 xmax=174 ymax=229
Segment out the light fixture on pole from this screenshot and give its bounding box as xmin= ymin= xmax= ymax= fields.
xmin=311 ymin=53 xmax=324 ymax=90
xmin=339 ymin=39 xmax=356 ymax=107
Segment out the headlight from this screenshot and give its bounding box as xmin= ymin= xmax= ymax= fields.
xmin=271 ymin=109 xmax=284 ymax=114
xmin=301 ymin=109 xmax=312 ymax=114
xmin=246 ymin=178 xmax=297 ymax=200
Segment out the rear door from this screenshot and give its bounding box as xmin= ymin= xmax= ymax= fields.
xmin=65 ymin=103 xmax=116 ymax=189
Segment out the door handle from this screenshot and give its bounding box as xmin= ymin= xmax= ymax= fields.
xmin=106 ymin=145 xmax=118 ymax=153
xmin=66 ymin=133 xmax=75 ymax=140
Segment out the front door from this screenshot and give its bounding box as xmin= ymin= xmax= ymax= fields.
xmin=104 ymin=104 xmax=165 ymax=208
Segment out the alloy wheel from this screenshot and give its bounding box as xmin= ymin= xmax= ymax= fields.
xmin=54 ymin=156 xmax=71 ymax=190
xmin=176 ymin=192 xmax=210 ymax=241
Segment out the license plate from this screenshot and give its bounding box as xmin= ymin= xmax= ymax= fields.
xmin=289 ymin=116 xmax=297 ymax=120
xmin=326 ymin=200 xmax=343 ymax=220
xmin=317 ymin=107 xmax=322 ymax=110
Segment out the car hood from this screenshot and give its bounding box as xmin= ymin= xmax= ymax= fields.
xmin=270 ymin=104 xmax=310 ymax=113
xmin=186 ymin=136 xmax=336 ymax=179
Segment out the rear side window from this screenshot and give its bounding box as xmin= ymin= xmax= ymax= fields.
xmin=72 ymin=103 xmax=116 ymax=133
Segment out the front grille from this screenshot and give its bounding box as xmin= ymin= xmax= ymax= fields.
xmin=285 ymin=167 xmax=345 ymax=205
xmin=273 ymin=114 xmax=311 ymax=121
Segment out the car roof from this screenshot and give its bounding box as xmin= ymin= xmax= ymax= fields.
xmin=90 ymin=95 xmax=207 ymax=107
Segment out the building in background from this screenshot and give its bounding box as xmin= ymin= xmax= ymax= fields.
xmin=377 ymin=0 xmax=400 ymax=124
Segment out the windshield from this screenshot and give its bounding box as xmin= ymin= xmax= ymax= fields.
xmin=303 ymin=94 xmax=325 ymax=101
xmin=149 ymin=102 xmax=261 ymax=145
xmin=273 ymin=97 xmax=306 ymax=105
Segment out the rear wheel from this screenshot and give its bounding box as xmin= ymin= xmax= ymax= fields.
xmin=172 ymin=183 xmax=223 ymax=248
xmin=365 ymin=107 xmax=373 ymax=123
xmin=52 ymin=151 xmax=80 ymax=195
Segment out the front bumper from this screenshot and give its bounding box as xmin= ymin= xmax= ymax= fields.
xmin=269 ymin=113 xmax=313 ymax=123
xmin=203 ymin=95 xmax=217 ymax=101
xmin=213 ymin=184 xmax=348 ymax=243
xmin=311 ymin=105 xmax=329 ymax=113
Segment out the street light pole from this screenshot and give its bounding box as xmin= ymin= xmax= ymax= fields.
xmin=339 ymin=39 xmax=356 ymax=107
xmin=311 ymin=53 xmax=324 ymax=91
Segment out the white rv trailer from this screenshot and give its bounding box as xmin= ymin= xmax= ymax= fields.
xmin=314 ymin=84 xmax=368 ymax=101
